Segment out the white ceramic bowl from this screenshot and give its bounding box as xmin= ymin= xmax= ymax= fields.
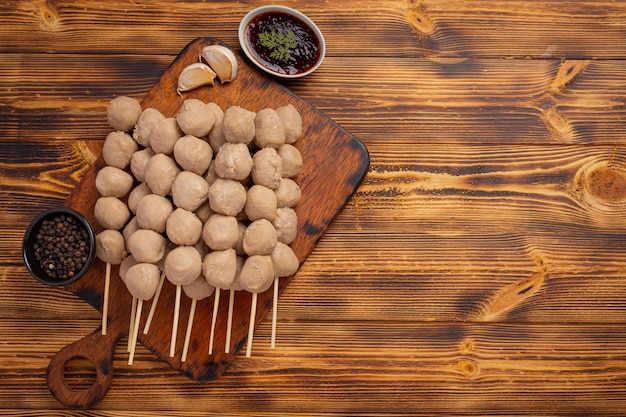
xmin=238 ymin=5 xmax=326 ymax=78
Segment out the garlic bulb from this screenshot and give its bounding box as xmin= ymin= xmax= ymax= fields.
xmin=200 ymin=45 xmax=238 ymax=84
xmin=177 ymin=63 xmax=216 ymax=96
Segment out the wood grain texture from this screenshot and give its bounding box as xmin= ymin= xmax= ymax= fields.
xmin=3 ymin=0 xmax=626 ymax=415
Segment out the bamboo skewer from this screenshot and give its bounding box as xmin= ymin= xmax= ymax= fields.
xmin=102 ymin=262 xmax=111 ymax=335
xmin=208 ymin=287 xmax=221 ymax=355
xmin=245 ymin=292 xmax=258 ymax=357
xmin=143 ymin=271 xmax=165 ymax=334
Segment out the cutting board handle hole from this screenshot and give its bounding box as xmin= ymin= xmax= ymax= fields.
xmin=62 ymin=356 xmax=98 ymax=392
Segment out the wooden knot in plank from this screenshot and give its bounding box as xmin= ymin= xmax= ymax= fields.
xmin=550 ymin=60 xmax=590 ymax=94
xmin=477 ymin=251 xmax=548 ymax=322
xmin=407 ymin=2 xmax=435 ymax=38
xmin=586 ymin=166 xmax=626 ymax=203
xmin=573 ymin=159 xmax=626 ymax=215
xmin=457 ymin=359 xmax=479 ymax=378
xmin=39 ymin=0 xmax=60 ymax=31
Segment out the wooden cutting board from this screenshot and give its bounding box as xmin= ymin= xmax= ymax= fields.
xmin=45 ymin=37 xmax=369 ymax=409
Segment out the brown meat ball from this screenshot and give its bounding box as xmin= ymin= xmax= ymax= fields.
xmin=202 ymin=214 xmax=238 ymax=250
xmin=234 ymin=221 xmax=247 ymax=256
xmin=207 ymin=103 xmax=226 ymax=152
xmin=252 ymin=147 xmax=282 ymax=189
xmin=173 ymin=135 xmax=213 ymax=176
xmin=276 ymin=103 xmax=302 ymax=144
xmin=119 ymin=255 xmax=139 ymax=283
xmin=273 ymin=207 xmax=298 ymax=244
xmin=223 ymin=105 xmax=256 ymax=144
xmin=127 ymin=229 xmax=166 ymax=264
xmin=275 ymin=178 xmax=302 ymax=208
xmin=277 ymin=144 xmax=302 ymax=178
xmin=171 ymin=171 xmax=209 ymax=212
xmin=164 ymin=246 xmax=202 ymax=286
xmin=242 ymin=219 xmax=277 ymax=256
xmin=245 ymin=185 xmax=277 ymax=221
xmin=130 ymin=147 xmax=155 ymax=183
xmin=94 ymin=196 xmax=131 ymax=230
xmin=103 ymin=131 xmax=138 ymax=169
xmin=144 ymin=153 xmax=181 ymax=197
xmin=254 ymin=108 xmax=285 ymax=149
xmin=204 ymin=160 xmax=219 ymax=186
xmin=149 ymin=117 xmax=183 ymax=155
xmin=125 ymin=262 xmax=161 ymax=300
xmin=176 ymin=99 xmax=216 ymax=138
xmin=122 ymin=216 xmax=140 ymax=242
xmin=127 ymin=182 xmax=152 ymax=214
xmin=214 ymin=142 xmax=253 ymax=181
xmin=194 ymin=201 xmax=213 ymax=224
xmin=134 ymin=108 xmax=165 ymax=147
xmin=208 ymin=178 xmax=247 ymax=216
xmin=135 ymin=194 xmax=173 ymax=233
xmin=271 ymin=242 xmax=299 ymax=277
xmin=107 ymin=96 xmax=142 ymax=132
xmin=95 ymin=229 xmax=126 ymax=265
xmin=183 ymin=275 xmax=215 ymax=300
xmin=166 ymin=208 xmax=203 ymax=246
xmin=238 ymin=255 xmax=274 ymax=293
xmin=202 ymin=248 xmax=237 ymax=289
xmin=95 ymin=166 xmax=134 ymax=198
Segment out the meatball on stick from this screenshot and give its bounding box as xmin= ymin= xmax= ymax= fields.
xmin=95 ymin=229 xmax=126 ymax=335
xmin=225 ymin=256 xmax=244 ymax=354
xmin=238 ymin=255 xmax=275 ymax=357
xmin=202 ymin=248 xmax=237 ymax=354
xmin=181 ymin=276 xmax=215 ymax=362
xmin=125 ymin=263 xmax=161 ymax=365
xmin=270 ymin=243 xmax=300 ymax=349
xmin=164 ymin=246 xmax=202 ymax=357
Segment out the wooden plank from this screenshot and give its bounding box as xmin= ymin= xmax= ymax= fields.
xmin=4 ymin=140 xmax=626 ymax=324
xmin=1 ymin=319 xmax=625 ymax=415
xmin=2 ymin=1 xmax=626 ymax=58
xmin=2 ymin=55 xmax=626 ymax=145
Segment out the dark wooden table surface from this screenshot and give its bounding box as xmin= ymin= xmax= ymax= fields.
xmin=2 ymin=1 xmax=626 ymax=415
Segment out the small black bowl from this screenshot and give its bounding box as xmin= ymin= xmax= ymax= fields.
xmin=22 ymin=207 xmax=96 ymax=287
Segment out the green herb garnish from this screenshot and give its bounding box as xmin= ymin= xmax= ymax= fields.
xmin=258 ymin=30 xmax=298 ymax=61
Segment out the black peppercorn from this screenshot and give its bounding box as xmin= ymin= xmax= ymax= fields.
xmin=32 ymin=214 xmax=91 ymax=281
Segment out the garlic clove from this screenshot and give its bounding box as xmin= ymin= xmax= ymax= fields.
xmin=177 ymin=63 xmax=217 ymax=96
xmin=200 ymin=45 xmax=238 ymax=84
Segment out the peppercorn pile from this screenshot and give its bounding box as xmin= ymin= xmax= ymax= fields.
xmin=32 ymin=214 xmax=91 ymax=281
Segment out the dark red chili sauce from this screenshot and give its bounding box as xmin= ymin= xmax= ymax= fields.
xmin=245 ymin=11 xmax=322 ymax=76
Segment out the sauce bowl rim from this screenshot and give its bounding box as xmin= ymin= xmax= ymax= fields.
xmin=238 ymin=5 xmax=326 ymax=79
